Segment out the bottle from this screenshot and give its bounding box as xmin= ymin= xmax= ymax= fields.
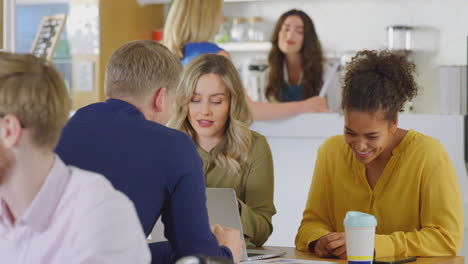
xmin=247 ymin=16 xmax=265 ymax=42
xmin=230 ymin=17 xmax=248 ymax=42
xmin=215 ymin=16 xmax=231 ymax=43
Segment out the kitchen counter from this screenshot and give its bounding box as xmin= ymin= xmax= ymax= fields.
xmin=263 ymin=246 xmax=465 ymax=263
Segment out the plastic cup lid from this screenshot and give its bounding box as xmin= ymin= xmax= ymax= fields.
xmin=343 ymin=211 xmax=377 ymax=227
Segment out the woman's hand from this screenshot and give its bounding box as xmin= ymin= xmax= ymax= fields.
xmin=301 ymin=96 xmax=330 ymax=113
xmin=314 ymin=232 xmax=347 ymax=259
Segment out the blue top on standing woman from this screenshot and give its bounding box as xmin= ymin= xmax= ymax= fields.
xmin=181 ymin=42 xmax=223 ymax=66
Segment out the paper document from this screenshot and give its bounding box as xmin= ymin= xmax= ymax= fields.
xmin=319 ymin=60 xmax=340 ymax=98
xmin=242 ymin=258 xmax=337 ymax=264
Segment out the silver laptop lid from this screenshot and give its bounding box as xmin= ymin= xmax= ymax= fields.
xmin=151 ymin=188 xmax=284 ymax=262
xmin=206 ymin=188 xmax=249 ymax=261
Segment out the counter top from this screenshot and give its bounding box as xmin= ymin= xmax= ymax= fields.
xmin=252 ymin=112 xmax=468 ymax=204
xmin=266 ymin=246 xmax=465 ymax=264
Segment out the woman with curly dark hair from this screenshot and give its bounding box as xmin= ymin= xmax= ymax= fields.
xmin=295 ymin=50 xmax=463 ymax=259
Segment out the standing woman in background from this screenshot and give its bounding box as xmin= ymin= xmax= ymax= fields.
xmin=266 ymin=9 xmax=326 ymax=105
xmin=168 ymin=54 xmax=276 ymax=247
xmin=164 ymin=0 xmax=329 ymax=121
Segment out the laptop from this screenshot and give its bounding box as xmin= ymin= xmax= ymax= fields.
xmin=206 ymin=188 xmax=285 ymax=262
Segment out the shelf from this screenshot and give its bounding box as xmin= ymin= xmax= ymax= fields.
xmin=224 ymin=0 xmax=271 ymax=2
xmin=16 ymin=0 xmax=70 ymax=4
xmin=137 ymin=0 xmax=272 ymax=6
xmin=137 ymin=0 xmax=168 ymax=4
xmin=217 ymin=42 xmax=271 ymax=52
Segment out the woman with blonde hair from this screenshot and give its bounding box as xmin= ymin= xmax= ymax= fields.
xmin=164 ymin=0 xmax=229 ymax=66
xmin=168 ymin=54 xmax=276 ymax=246
xmin=163 ymin=0 xmax=328 ymax=121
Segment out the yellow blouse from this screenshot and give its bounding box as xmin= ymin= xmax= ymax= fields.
xmin=295 ymin=130 xmax=463 ymax=257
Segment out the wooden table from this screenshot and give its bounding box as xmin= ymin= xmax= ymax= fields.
xmin=265 ymin=247 xmax=465 ymax=264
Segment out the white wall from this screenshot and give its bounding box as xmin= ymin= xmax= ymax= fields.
xmin=224 ymin=0 xmax=468 ymax=114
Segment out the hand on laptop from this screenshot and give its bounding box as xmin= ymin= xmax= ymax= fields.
xmin=212 ymin=224 xmax=243 ymax=263
xmin=314 ymin=232 xmax=347 ymax=259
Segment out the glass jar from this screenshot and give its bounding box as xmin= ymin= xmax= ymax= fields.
xmin=247 ymin=16 xmax=265 ymax=42
xmin=230 ymin=17 xmax=248 ymax=42
xmin=215 ymin=16 xmax=231 ymax=43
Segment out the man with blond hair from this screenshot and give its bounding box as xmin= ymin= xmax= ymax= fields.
xmin=0 ymin=52 xmax=150 ymax=263
xmin=56 ymin=40 xmax=242 ymax=263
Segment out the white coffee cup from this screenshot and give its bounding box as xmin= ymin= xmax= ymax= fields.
xmin=343 ymin=211 xmax=377 ymax=264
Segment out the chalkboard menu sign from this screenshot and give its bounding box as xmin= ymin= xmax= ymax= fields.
xmin=31 ymin=14 xmax=67 ymax=60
